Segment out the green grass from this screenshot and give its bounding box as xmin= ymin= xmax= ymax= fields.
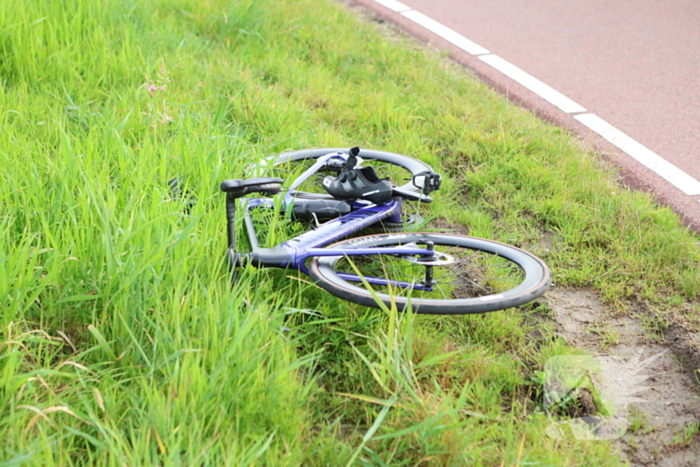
xmin=1 ymin=0 xmax=699 ymax=465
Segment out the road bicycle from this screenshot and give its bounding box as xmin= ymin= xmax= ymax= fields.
xmin=219 ymin=147 xmax=551 ymax=315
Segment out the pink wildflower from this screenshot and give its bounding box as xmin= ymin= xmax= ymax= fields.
xmin=147 ymin=85 xmax=167 ymax=97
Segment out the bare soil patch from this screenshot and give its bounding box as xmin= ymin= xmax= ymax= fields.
xmin=547 ymin=288 xmax=700 ymax=466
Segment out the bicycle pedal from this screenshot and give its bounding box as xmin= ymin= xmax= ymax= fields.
xmin=413 ymin=171 xmax=442 ymax=194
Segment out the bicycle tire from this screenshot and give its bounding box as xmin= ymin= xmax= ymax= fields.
xmin=308 ymin=233 xmax=551 ymax=315
xmin=247 ymin=148 xmax=434 ymax=199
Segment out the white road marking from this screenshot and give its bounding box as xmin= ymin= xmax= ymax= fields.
xmin=479 ymin=54 xmax=586 ymax=114
xmin=401 ymin=10 xmax=490 ymax=55
xmin=371 ymin=0 xmax=700 ymax=197
xmin=374 ymin=0 xmax=411 ymax=12
xmin=575 ymin=114 xmax=700 ymax=196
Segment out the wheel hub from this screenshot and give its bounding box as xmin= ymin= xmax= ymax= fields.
xmin=401 ymin=248 xmax=456 ymax=266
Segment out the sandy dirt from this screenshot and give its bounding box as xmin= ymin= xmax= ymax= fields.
xmin=547 ymin=289 xmax=700 ymax=466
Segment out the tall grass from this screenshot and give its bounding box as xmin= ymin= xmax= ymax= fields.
xmin=1 ymin=0 xmax=697 ymax=464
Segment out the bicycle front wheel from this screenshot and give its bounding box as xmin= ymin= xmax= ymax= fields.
xmin=248 ymin=148 xmax=434 ymax=198
xmin=308 ymin=233 xmax=551 ymax=315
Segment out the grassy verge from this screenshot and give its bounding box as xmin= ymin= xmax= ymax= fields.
xmin=1 ymin=0 xmax=698 ymax=465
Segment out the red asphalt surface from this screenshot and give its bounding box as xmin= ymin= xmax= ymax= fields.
xmin=352 ymin=0 xmax=700 ymax=230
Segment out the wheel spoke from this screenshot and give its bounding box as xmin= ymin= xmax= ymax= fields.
xmin=250 ymin=148 xmax=435 ymax=198
xmin=333 ymin=244 xmax=528 ymax=301
xmin=268 ymin=159 xmax=416 ymax=196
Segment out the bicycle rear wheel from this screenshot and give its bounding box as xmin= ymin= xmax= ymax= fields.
xmin=248 ymin=148 xmax=434 ymax=198
xmin=308 ymin=233 xmax=551 ymax=315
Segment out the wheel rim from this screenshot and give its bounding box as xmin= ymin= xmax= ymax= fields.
xmin=248 ymin=148 xmax=434 ymax=198
xmin=311 ymin=233 xmax=550 ymax=313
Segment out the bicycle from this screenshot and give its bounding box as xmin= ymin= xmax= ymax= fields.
xmin=220 ymin=147 xmax=551 ymax=315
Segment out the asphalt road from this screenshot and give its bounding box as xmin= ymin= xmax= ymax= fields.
xmin=352 ymin=0 xmax=700 ymax=230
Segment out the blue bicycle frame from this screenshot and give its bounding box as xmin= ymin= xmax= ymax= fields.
xmin=226 ymin=153 xmax=437 ymax=290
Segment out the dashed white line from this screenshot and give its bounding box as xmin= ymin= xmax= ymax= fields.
xmin=371 ymin=0 xmax=700 ymax=197
xmin=478 ymin=54 xmax=586 ymax=114
xmin=373 ymin=0 xmax=411 ymax=12
xmin=575 ymin=114 xmax=700 ymax=196
xmin=401 ymin=10 xmax=489 ymax=55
